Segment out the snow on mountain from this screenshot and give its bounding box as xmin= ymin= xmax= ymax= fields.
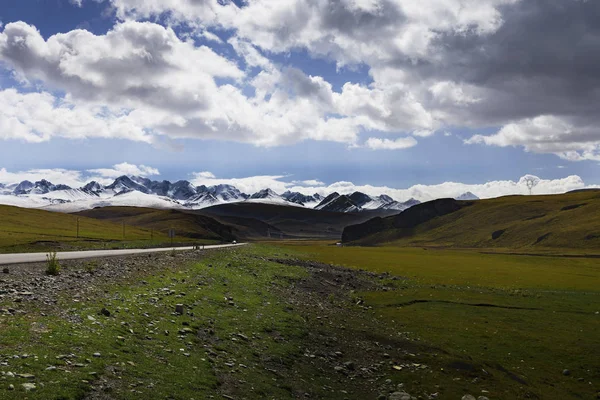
xmin=169 ymin=180 xmax=197 ymax=200
xmin=316 ymin=193 xmax=361 ymax=213
xmin=0 ymin=194 xmax=50 ymax=208
xmin=315 ymin=193 xmax=363 ymax=212
xmin=0 ymin=175 xmax=422 ymax=213
xmin=184 ymin=192 xmax=220 ymax=209
xmin=44 ymin=191 xmax=183 ymax=213
xmin=208 ymin=184 xmax=248 ymax=202
xmin=282 ymin=191 xmax=322 ymax=207
xmin=456 ymin=192 xmax=480 ymax=201
xmin=13 ymin=180 xmax=34 ymax=195
xmin=83 ymin=181 xmax=104 ymax=194
xmin=106 ymin=176 xmax=150 ymax=194
xmin=316 ymin=191 xmax=421 ymax=213
xmin=249 ymin=188 xmax=280 ymax=200
xmin=246 ymin=189 xmax=302 ymax=206
xmin=36 ymin=188 xmax=99 ymax=202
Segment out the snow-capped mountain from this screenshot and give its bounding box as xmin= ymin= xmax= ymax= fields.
xmin=207 ymin=184 xmax=248 ymax=202
xmin=246 ymin=189 xmax=302 ymax=206
xmin=316 ymin=193 xmax=361 ymax=213
xmin=13 ymin=180 xmax=34 ymax=195
xmin=0 ymin=175 xmax=421 ymax=214
xmin=282 ymin=191 xmax=323 ymax=207
xmin=456 ymin=192 xmax=480 ymax=201
xmin=316 ymin=192 xmax=420 ymax=213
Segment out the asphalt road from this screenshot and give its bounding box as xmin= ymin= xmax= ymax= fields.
xmin=0 ymin=243 xmax=246 ymax=265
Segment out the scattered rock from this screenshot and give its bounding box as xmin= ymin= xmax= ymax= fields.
xmin=562 ymin=369 xmax=571 ymax=376
xmin=99 ymin=308 xmax=111 ymax=317
xmin=21 ymin=383 xmax=36 ymax=392
xmin=389 ymin=391 xmax=411 ymax=400
xmin=3 ymin=267 xmax=9 ymax=274
xmin=175 ymin=304 xmax=184 ymax=315
xmin=461 ymin=396 xmax=476 ymax=400
xmin=478 ymin=396 xmax=490 ymax=400
xmin=93 ymin=352 xmax=101 ymax=358
xmin=8 ymin=384 xmax=14 ymax=390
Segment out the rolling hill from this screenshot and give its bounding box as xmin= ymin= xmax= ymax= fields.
xmin=342 ymin=190 xmax=600 ymax=251
xmin=0 ymin=204 xmax=158 ymax=252
xmin=76 ymin=207 xmax=236 ymax=242
xmin=197 ymin=202 xmax=397 ymax=239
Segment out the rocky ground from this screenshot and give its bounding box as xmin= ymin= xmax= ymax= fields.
xmin=0 ymin=248 xmax=491 ymax=399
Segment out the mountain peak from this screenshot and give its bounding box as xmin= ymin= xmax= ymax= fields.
xmin=250 ymin=188 xmax=279 ymax=199
xmin=456 ymin=192 xmax=479 ymax=201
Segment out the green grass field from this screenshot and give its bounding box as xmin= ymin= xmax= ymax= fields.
xmin=282 ymin=244 xmax=600 ymax=399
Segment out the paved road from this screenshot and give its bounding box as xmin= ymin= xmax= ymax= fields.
xmin=0 ymin=243 xmax=246 ymax=265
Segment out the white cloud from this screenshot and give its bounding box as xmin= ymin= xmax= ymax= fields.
xmin=196 ymin=171 xmax=216 ymax=179
xmin=292 ymin=179 xmax=326 ymax=187
xmin=466 ymin=115 xmax=600 ymax=161
xmin=0 ymin=21 xmax=409 ymax=148
xmin=87 ymin=162 xmax=160 ymax=179
xmin=1 ymin=1 xmax=599 ymax=160
xmin=0 ymin=89 xmax=152 ymax=143
xmin=365 ymin=136 xmax=418 ymax=150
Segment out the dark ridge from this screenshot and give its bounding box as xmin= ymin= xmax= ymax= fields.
xmin=342 ymin=198 xmax=470 ymax=243
xmin=560 ymin=203 xmax=586 ymax=211
xmin=584 ymin=234 xmax=600 ymax=240
xmin=534 ymin=232 xmax=552 ymax=244
xmin=524 ymin=214 xmax=546 ymax=221
xmin=491 ymin=229 xmax=505 ymax=240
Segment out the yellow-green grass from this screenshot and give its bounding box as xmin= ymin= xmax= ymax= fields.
xmin=289 ymin=245 xmax=600 ymax=290
xmin=278 ymin=244 xmax=600 ymax=399
xmin=0 ymin=204 xmax=204 ymax=253
xmin=355 ymin=191 xmax=600 ymax=251
xmin=76 ymin=207 xmax=234 ymax=242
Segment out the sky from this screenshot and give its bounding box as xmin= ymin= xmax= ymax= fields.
xmin=0 ymin=0 xmax=599 ymax=200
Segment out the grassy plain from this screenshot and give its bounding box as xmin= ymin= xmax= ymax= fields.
xmin=281 ymin=244 xmax=600 ymax=399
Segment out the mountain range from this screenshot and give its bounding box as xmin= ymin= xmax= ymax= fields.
xmin=0 ymin=175 xmax=479 ymax=213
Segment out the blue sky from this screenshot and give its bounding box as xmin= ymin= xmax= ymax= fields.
xmin=0 ymin=0 xmax=599 ymax=198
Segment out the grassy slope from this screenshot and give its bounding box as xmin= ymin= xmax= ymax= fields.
xmin=351 ymin=191 xmax=600 ymax=251
xmin=76 ymin=207 xmax=234 ymax=242
xmin=0 ymin=204 xmax=160 ymax=252
xmin=284 ymin=244 xmax=600 ymax=400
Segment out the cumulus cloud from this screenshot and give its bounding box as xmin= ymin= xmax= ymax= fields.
xmin=292 ymin=179 xmax=326 ymax=187
xmin=365 ymin=136 xmax=417 ymax=150
xmin=466 ymin=115 xmax=600 ymax=161
xmin=87 ymin=162 xmax=160 ymax=179
xmin=1 ymin=0 xmax=600 ymax=159
xmin=0 ymin=89 xmax=152 ymax=143
xmin=85 ymin=0 xmax=600 ymax=160
xmin=195 ymin=171 xmax=216 ymax=179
